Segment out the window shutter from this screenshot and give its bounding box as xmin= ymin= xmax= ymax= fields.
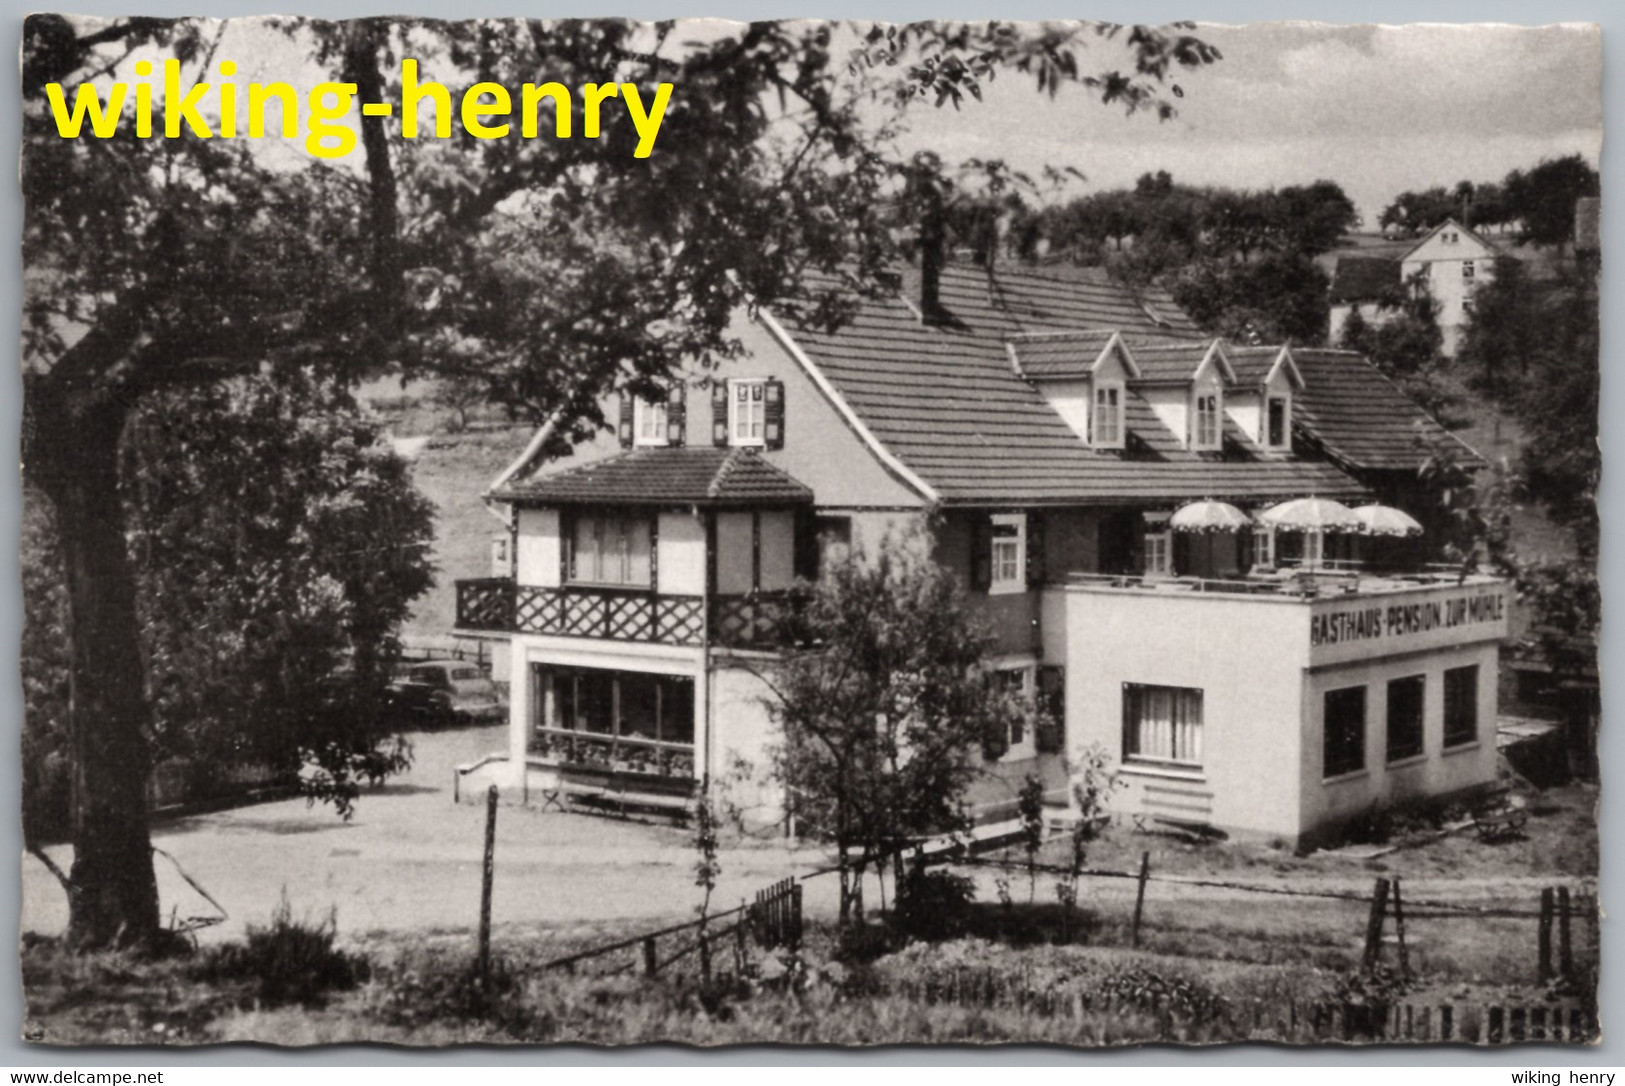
xmin=561 ymin=509 xmax=576 ymax=582
xmin=649 ymin=515 xmax=659 ymax=591
xmin=1026 ymin=511 xmax=1046 ymax=587
xmin=712 ymin=382 xmax=729 ymax=446
xmin=617 ymin=392 xmax=634 ymax=447
xmin=764 ymin=378 xmax=786 ymax=449
xmin=667 ymin=384 xmax=686 ymax=446
xmin=1036 ymin=666 xmax=1064 ymax=753
xmin=971 ymin=518 xmax=993 ymax=591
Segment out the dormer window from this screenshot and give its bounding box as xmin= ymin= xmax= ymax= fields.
xmin=634 ymin=397 xmax=668 ymax=446
xmin=1266 ymin=395 xmax=1290 ymax=450
xmin=1193 ymin=391 xmax=1222 ymax=450
xmin=1093 ymin=383 xmax=1124 ymax=448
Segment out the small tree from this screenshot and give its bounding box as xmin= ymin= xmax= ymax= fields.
xmin=1055 ymin=744 xmax=1121 ymax=944
xmin=692 ymin=786 xmax=722 ymax=982
xmin=1016 ymin=773 xmax=1046 ymax=904
xmin=763 ymin=524 xmax=1029 ymax=927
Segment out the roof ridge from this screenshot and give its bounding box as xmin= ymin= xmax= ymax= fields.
xmin=708 ymin=446 xmax=746 ymax=499
xmin=1006 ymin=328 xmax=1121 ymax=343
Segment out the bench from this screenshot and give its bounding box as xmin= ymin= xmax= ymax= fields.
xmin=1472 ymin=795 xmax=1529 ymax=842
xmin=557 ymin=763 xmax=698 ymax=819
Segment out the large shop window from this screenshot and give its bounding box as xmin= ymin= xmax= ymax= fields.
xmin=1443 ymin=665 xmax=1480 ymax=748
xmin=1123 ymin=683 xmax=1204 ymax=770
xmin=568 ymin=512 xmax=653 ymax=587
xmin=1386 ymin=674 xmax=1426 ymax=762
xmin=1323 ymin=685 xmax=1367 ymax=778
xmin=531 ymin=665 xmax=696 ymax=774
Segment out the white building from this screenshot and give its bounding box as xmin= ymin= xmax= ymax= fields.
xmin=1400 ymin=219 xmax=1499 ymax=357
xmin=452 ymin=261 xmax=1501 ymax=847
xmin=1327 ymin=219 xmax=1499 ymax=358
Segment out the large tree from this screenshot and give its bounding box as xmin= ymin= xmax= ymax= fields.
xmin=23 ymin=14 xmax=1217 ymax=947
xmin=25 ymin=375 xmax=433 ymax=844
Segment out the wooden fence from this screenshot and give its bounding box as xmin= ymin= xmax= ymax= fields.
xmin=539 ymin=875 xmax=803 ymax=979
xmin=888 ymin=962 xmax=1598 ymax=1044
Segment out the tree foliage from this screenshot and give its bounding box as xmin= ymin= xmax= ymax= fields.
xmin=1037 ymin=173 xmax=1358 ymax=277
xmin=1170 ymin=252 xmax=1330 ymax=345
xmin=1336 ymin=276 xmax=1461 ymax=424
xmin=762 ymin=527 xmax=1039 ymax=925
xmin=1379 ymin=156 xmax=1597 ymax=244
xmin=22 ymin=13 xmax=1218 ymax=946
xmin=24 ymin=375 xmax=433 ymax=842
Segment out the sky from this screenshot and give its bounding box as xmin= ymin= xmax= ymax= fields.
xmin=100 ymin=18 xmax=1602 ymax=228
xmin=893 ymin=21 xmax=1602 ymax=225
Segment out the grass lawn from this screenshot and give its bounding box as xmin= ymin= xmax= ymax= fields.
xmin=22 ymin=780 xmax=1597 ymax=1047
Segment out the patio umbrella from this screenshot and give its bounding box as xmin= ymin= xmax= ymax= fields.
xmin=1258 ymin=496 xmax=1362 ymax=533
xmin=1352 ymin=504 xmax=1424 ymax=538
xmin=1169 ymin=499 xmax=1252 ymax=533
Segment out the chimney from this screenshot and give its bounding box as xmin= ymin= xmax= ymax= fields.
xmin=919 ymin=188 xmax=946 ymax=324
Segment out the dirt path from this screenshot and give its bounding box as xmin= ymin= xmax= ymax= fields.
xmin=21 ymin=726 xmax=1595 ymax=957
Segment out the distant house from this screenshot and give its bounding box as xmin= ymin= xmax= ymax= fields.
xmin=452 ymin=259 xmax=1502 ymax=848
xmin=1327 ymin=219 xmax=1499 ymax=358
xmin=1326 ymin=255 xmax=1403 ymax=347
xmin=1400 ymin=219 xmax=1499 ymax=356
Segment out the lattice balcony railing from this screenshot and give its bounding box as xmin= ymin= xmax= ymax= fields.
xmin=455 ymin=577 xmax=516 ymax=632
xmin=453 ymin=580 xmax=801 ymax=650
xmin=513 ymin=586 xmax=706 ymax=646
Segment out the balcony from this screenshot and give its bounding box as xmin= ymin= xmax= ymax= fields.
xmin=454 ymin=578 xmax=797 ymax=650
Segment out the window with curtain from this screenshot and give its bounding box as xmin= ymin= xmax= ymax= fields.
xmin=1123 ymin=683 xmax=1204 ymax=769
xmin=989 ymin=514 xmax=1026 ymax=594
xmin=1193 ymin=391 xmax=1221 ymax=448
xmin=1093 ymin=383 xmax=1123 ymax=447
xmin=569 ymin=512 xmax=653 ymax=587
xmin=634 ymin=397 xmax=668 ymax=445
xmin=729 ymin=379 xmax=766 ymax=445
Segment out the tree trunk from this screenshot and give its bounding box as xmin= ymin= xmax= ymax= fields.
xmin=36 ymin=396 xmax=160 ymax=948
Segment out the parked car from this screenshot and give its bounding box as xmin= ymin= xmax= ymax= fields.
xmin=386 ymin=659 xmax=507 ymax=728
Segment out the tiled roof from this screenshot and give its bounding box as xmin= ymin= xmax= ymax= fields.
xmin=1292 ymin=350 xmax=1483 ymax=472
xmin=1006 ymin=330 xmax=1120 ymax=379
xmin=1227 ymin=346 xmax=1280 ymax=386
xmin=1124 ymin=341 xmax=1218 ymax=383
xmin=1329 ymin=256 xmax=1402 ymax=303
xmin=497 ymin=447 xmax=813 ymax=506
xmin=783 ymin=264 xmax=1367 ymax=505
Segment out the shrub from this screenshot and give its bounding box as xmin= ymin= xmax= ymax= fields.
xmin=893 ymin=869 xmax=976 ymax=942
xmin=1094 ymin=965 xmax=1229 ymax=1023
xmin=1332 ymin=962 xmax=1413 ymax=1009
xmin=198 ymin=895 xmax=367 ymax=1008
